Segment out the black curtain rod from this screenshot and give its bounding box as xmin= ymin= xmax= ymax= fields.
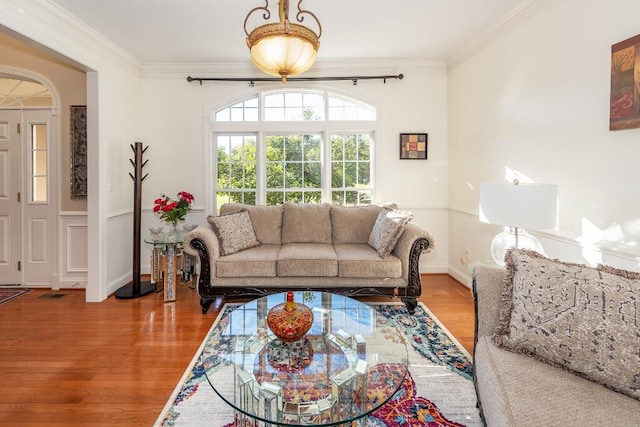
xmin=186 ymin=74 xmax=403 ymax=86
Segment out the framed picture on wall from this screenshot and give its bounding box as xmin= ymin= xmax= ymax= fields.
xmin=399 ymin=133 xmax=428 ymax=159
xmin=610 ymin=33 xmax=640 ymax=131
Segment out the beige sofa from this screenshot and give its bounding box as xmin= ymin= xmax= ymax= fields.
xmin=472 ymin=249 xmax=640 ymax=426
xmin=184 ymin=202 xmax=434 ymax=314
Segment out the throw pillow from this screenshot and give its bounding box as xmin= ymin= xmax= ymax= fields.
xmin=207 ymin=210 xmax=260 ymax=256
xmin=494 ymin=248 xmax=640 ymax=401
xmin=368 ymin=208 xmax=413 ymax=258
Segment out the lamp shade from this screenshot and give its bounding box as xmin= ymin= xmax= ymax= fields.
xmin=479 ymin=183 xmax=558 ymax=230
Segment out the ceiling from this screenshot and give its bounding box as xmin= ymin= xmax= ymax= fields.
xmin=48 ymin=0 xmax=528 ymax=65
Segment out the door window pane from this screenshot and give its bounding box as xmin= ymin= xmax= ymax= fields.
xmin=31 ymin=123 xmax=48 ymax=202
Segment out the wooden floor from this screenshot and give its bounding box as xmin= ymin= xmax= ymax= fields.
xmin=0 ymin=274 xmax=474 ymax=426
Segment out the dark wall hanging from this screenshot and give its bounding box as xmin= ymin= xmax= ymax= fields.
xmin=70 ymin=105 xmax=87 ymax=198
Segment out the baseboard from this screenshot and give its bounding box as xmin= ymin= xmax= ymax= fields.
xmin=447 ymin=265 xmax=472 ymax=289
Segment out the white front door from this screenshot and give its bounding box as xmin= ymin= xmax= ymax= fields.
xmin=0 ymin=110 xmax=21 ymax=284
xmin=22 ymin=110 xmax=57 ymax=287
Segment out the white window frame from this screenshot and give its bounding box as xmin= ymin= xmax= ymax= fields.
xmin=207 ymin=88 xmax=380 ymax=212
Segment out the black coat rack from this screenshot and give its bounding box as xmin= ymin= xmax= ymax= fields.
xmin=115 ymin=142 xmax=154 ymax=299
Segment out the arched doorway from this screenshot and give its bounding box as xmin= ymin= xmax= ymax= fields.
xmin=0 ymin=68 xmax=60 ymax=286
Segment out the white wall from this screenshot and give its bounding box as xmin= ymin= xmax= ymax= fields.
xmin=138 ymin=62 xmax=450 ymax=273
xmin=1 ymin=0 xmax=143 ymax=301
xmin=448 ymin=0 xmax=640 ymax=285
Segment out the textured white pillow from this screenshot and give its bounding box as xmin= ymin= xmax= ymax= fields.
xmin=368 ymin=208 xmax=413 ymax=258
xmin=207 ymin=210 xmax=259 ymax=256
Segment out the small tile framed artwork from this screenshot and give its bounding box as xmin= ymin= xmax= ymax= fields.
xmin=399 ymin=133 xmax=428 ymax=159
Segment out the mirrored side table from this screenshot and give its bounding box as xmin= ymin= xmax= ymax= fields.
xmin=145 ymin=229 xmax=188 ymax=302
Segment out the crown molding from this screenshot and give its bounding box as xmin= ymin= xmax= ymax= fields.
xmin=1 ymin=0 xmax=141 ymax=73
xmin=140 ymin=58 xmax=447 ymax=79
xmin=446 ymin=0 xmax=545 ymax=70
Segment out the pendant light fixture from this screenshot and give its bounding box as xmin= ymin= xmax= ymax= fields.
xmin=244 ymin=0 xmax=322 ymax=82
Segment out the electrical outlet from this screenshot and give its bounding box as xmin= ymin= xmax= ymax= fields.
xmin=464 ymin=248 xmax=471 ymax=261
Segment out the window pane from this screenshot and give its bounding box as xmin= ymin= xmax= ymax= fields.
xmin=33 ymin=124 xmax=47 ymax=149
xmin=332 ymin=190 xmax=344 ymax=204
xmin=358 ymin=162 xmax=370 ymax=186
xmin=331 ymin=162 xmax=343 ymax=188
xmin=267 ymin=162 xmax=284 ymax=188
xmin=331 ymin=137 xmax=344 ymax=161
xmin=284 ymin=137 xmax=302 ymax=161
xmin=33 ymin=177 xmax=47 ymax=202
xmin=230 ymin=107 xmax=244 ymax=121
xmin=344 ymin=137 xmax=357 ymax=161
xmin=285 ymin=163 xmax=302 ymax=187
xmin=264 ymin=108 xmax=284 ymax=121
xmin=358 ymin=137 xmax=371 ymax=160
xmin=304 ymin=191 xmax=321 ymax=203
xmin=34 ymin=151 xmax=47 ymax=175
xmin=344 ymin=162 xmax=356 ymax=187
xmin=304 ymin=93 xmax=323 ymax=107
xmin=216 ymin=109 xmax=230 ymax=121
xmin=304 ymin=163 xmax=321 ymax=188
xmin=358 ymin=191 xmax=372 ymax=204
xmin=264 ymin=91 xmax=325 ymax=121
xmin=345 ymin=191 xmax=358 ymax=205
xmin=245 ymin=108 xmax=258 ymax=121
xmin=285 ymin=192 xmax=303 ymax=203
xmin=216 ymin=134 xmax=257 ymax=207
xmin=214 ymin=97 xmax=259 ymax=122
xmin=285 ymin=92 xmax=303 ymax=106
xmin=267 ymin=191 xmax=284 ymax=205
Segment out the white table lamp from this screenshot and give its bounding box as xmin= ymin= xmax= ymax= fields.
xmin=479 ymin=181 xmax=558 ymax=266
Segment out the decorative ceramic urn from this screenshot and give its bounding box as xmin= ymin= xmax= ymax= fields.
xmin=267 ymin=291 xmax=313 ymax=342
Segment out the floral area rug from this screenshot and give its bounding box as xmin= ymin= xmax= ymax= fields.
xmin=155 ymin=302 xmax=481 ymax=427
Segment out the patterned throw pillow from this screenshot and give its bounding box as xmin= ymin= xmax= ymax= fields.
xmin=368 ymin=208 xmax=413 ymax=258
xmin=207 ymin=210 xmax=259 ymax=256
xmin=494 ymin=248 xmax=640 ymax=401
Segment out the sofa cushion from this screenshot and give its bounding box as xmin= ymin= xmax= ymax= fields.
xmin=368 ymin=208 xmax=413 ymax=258
xmin=330 ymin=205 xmax=385 ymax=244
xmin=494 ymin=248 xmax=640 ymax=401
xmin=281 ymin=202 xmax=332 ymax=244
xmin=216 ymin=244 xmax=279 ymax=278
xmin=207 ymin=210 xmax=260 ymax=256
xmin=277 ymin=243 xmax=337 ymax=277
xmin=219 ymin=203 xmax=283 ymax=245
xmin=475 ymin=335 xmax=640 ymax=426
xmin=334 ymin=244 xmax=402 ymax=278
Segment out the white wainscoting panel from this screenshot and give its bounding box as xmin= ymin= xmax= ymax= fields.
xmin=106 ymin=209 xmax=133 ymax=295
xmin=59 ymin=212 xmax=87 ymax=288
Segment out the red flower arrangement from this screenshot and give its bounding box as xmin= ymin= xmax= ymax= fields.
xmin=153 ymin=191 xmax=194 ymax=227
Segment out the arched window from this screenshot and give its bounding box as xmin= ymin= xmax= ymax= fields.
xmin=212 ymin=89 xmax=378 ymax=212
xmin=0 ymin=74 xmax=52 ymax=108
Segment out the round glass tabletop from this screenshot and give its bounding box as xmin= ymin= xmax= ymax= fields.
xmin=201 ymin=291 xmax=409 ymax=426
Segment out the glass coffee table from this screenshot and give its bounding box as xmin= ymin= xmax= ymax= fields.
xmin=201 ymin=291 xmax=409 ymax=426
